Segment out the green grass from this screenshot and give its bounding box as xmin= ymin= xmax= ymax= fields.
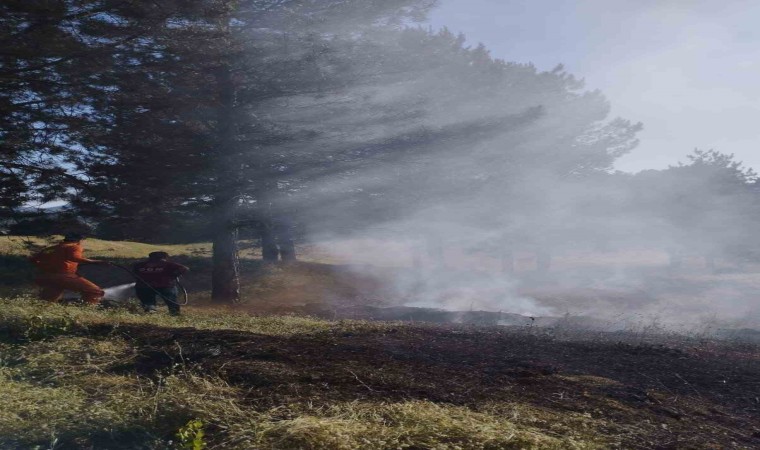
xmin=0 ymin=235 xmax=308 ymax=261
xmin=1 ymin=235 xmax=398 ymax=313
xmin=1 ymin=235 xmax=215 ymax=259
xmin=5 ymin=295 xmax=754 ymax=449
xmin=0 ymin=297 xmax=602 ymax=449
xmin=0 ymin=370 xmax=582 ymax=449
xmin=8 ymin=237 xmax=754 ymax=448
xmin=0 ymin=297 xmax=338 ymax=337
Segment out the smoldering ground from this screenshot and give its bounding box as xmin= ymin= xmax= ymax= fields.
xmin=306 ymin=237 xmax=760 ymax=333
xmin=243 ymin=25 xmax=760 ymax=333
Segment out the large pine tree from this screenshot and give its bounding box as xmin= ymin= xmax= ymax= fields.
xmin=3 ymin=2 xmax=643 ymax=302
xmin=1 ymin=0 xmax=437 ymax=301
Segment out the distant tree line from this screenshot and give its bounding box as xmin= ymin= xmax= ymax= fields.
xmin=5 ymin=1 xmax=754 ymax=301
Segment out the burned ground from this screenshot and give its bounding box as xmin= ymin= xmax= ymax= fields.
xmin=3 ymin=238 xmax=760 ymax=448
xmin=44 ymin=318 xmax=759 ymax=449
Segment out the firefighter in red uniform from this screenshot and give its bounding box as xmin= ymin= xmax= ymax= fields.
xmin=132 ymin=251 xmax=189 ymax=315
xmin=29 ymin=233 xmax=110 ymax=305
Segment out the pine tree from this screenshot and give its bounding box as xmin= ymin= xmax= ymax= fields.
xmin=3 ymin=2 xmax=643 ymax=301
xmin=45 ymin=0 xmax=436 ymax=302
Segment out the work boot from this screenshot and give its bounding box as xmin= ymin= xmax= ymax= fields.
xmin=169 ymin=310 xmax=181 ymax=317
xmin=144 ymin=306 xmax=158 ymax=314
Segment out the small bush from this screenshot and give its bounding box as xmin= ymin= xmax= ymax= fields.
xmin=176 ymin=418 xmax=207 ymax=450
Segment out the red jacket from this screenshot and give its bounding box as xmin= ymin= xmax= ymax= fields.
xmin=132 ymin=260 xmax=189 ymax=288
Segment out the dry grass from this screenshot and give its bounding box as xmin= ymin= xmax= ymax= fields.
xmin=2 ymin=297 xmax=757 ymax=449
xmin=1 ymin=235 xmax=215 ymax=259
xmin=248 ymin=401 xmax=590 ymax=450
xmin=0 ymin=297 xmax=355 ymax=338
xmin=0 ymin=370 xmax=592 ymax=449
xmin=0 ymin=298 xmax=605 ymax=449
xmin=3 ymin=237 xmax=759 ymax=448
xmin=1 ymin=235 xmax=399 ymax=313
xmin=0 ymin=235 xmax=318 ymax=261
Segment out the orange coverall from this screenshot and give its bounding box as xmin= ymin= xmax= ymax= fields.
xmin=29 ymin=242 xmax=105 ymax=304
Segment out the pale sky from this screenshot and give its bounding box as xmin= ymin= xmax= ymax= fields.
xmin=429 ymin=0 xmax=760 ymax=173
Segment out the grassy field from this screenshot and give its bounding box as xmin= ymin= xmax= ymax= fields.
xmin=2 ymin=236 xmax=760 ymax=448
xmin=5 ymin=235 xmax=760 ymax=329
xmin=0 ymin=300 xmax=580 ymax=449
xmin=1 ymin=298 xmax=759 ymax=449
xmin=0 ymin=235 xmax=398 ymax=310
xmin=0 ymin=235 xmax=216 ymax=259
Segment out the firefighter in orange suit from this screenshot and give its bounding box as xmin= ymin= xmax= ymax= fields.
xmin=29 ymin=233 xmax=110 ymax=305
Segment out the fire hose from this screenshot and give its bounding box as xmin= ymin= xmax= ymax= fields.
xmin=110 ymin=263 xmax=189 ymax=306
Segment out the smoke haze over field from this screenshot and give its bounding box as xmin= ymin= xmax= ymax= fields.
xmin=3 ymin=1 xmax=760 ymax=330
xmin=275 ymin=5 xmax=760 ymax=329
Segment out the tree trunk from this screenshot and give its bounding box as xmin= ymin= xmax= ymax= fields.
xmin=261 ymin=222 xmax=279 ymax=262
xmin=277 ymin=224 xmax=297 ymax=262
xmin=211 ymin=217 xmax=240 ymax=303
xmin=210 ymin=61 xmax=241 ymax=303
